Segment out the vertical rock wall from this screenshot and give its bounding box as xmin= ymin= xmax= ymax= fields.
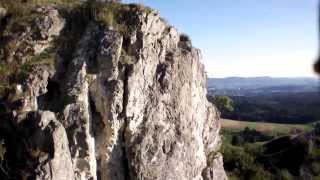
xmin=0 ymin=3 xmax=227 ymax=180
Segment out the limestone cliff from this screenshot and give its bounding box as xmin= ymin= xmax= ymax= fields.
xmin=0 ymin=1 xmax=227 ymax=179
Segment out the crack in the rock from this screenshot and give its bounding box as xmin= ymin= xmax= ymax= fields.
xmin=121 ymin=65 xmax=132 ymax=180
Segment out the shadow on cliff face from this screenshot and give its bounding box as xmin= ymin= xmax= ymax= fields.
xmin=37 ymin=80 xmax=63 ymax=112
xmin=0 ymin=112 xmax=56 ymax=180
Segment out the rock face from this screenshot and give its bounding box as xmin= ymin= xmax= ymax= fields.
xmin=21 ymin=111 xmax=75 ymax=180
xmin=1 ymin=6 xmax=64 ymax=64
xmin=0 ymin=2 xmax=227 ymax=180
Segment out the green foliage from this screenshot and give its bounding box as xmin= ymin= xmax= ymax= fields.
xmin=223 ymin=93 xmax=320 ymax=124
xmin=222 ymin=129 xmax=276 ymax=179
xmin=0 ymin=0 xmax=83 ymax=27
xmin=91 ymin=2 xmax=153 ymax=35
xmin=180 ymin=33 xmax=191 ymax=42
xmin=222 ymin=143 xmax=272 ymax=180
xmin=30 ymin=0 xmax=83 ymax=7
xmin=0 ymin=0 xmax=89 ymax=97
xmin=0 ymin=47 xmax=56 ymax=96
xmin=1 ymin=0 xmax=83 ymax=10
xmin=25 ymin=48 xmax=56 ymax=69
xmin=222 ymin=125 xmax=320 ymax=179
xmin=0 ymin=0 xmax=156 ymax=98
xmin=0 ymin=62 xmax=18 ymax=96
xmin=93 ymin=2 xmax=119 ymax=27
xmin=208 ymin=95 xmax=234 ymax=113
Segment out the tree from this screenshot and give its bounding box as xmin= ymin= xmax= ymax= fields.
xmin=208 ymin=95 xmax=234 ymax=114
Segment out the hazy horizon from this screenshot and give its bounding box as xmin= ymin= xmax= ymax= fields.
xmin=208 ymin=76 xmax=319 ymax=79
xmin=123 ymin=0 xmax=318 ymax=78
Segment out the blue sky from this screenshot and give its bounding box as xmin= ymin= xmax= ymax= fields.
xmin=123 ymin=0 xmax=318 ymax=78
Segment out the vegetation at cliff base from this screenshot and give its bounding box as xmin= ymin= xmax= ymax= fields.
xmin=221 ymin=121 xmax=320 ymax=179
xmin=208 ymin=93 xmax=320 ymax=124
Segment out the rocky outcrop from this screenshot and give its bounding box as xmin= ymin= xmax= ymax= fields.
xmin=0 ymin=2 xmax=227 ymax=180
xmin=1 ymin=6 xmax=64 ymax=64
xmin=19 ymin=111 xmax=75 ymax=180
xmin=0 ymin=110 xmax=74 ymax=180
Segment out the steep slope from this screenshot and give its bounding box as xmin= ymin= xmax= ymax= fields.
xmin=0 ymin=1 xmax=227 ymax=180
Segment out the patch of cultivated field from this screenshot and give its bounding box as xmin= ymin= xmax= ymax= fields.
xmin=221 ymin=119 xmax=312 ymax=135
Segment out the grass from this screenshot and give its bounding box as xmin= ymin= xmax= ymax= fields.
xmin=1 ymin=0 xmax=83 ymax=9
xmin=221 ymin=119 xmax=312 ymax=136
xmin=92 ymin=2 xmax=153 ymax=34
xmin=90 ymin=2 xmax=153 ymax=64
xmin=0 ymin=47 xmax=56 ymax=95
xmin=30 ymin=0 xmax=83 ymax=7
xmin=0 ymin=0 xmax=81 ymax=24
xmin=25 ymin=48 xmax=56 ymax=69
xmin=0 ymin=0 xmax=85 ymax=97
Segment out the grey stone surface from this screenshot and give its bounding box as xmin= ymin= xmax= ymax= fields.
xmin=27 ymin=111 xmax=75 ymax=180
xmin=2 ymin=6 xmax=64 ymax=63
xmin=0 ymin=111 xmax=74 ymax=180
xmin=85 ymin=9 xmax=227 ymax=180
xmin=0 ymin=4 xmax=227 ymax=180
xmin=62 ymin=23 xmax=102 ymax=180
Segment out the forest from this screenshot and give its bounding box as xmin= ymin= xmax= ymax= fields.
xmin=209 ymin=92 xmax=320 ymax=124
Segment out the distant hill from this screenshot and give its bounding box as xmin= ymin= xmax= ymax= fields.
xmin=208 ymin=77 xmax=318 ymax=89
xmin=208 ymin=77 xmax=319 ymax=96
xmin=207 ymin=77 xmax=320 ymax=124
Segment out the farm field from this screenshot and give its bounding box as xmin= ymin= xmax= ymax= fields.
xmin=221 ymin=119 xmax=312 ymax=135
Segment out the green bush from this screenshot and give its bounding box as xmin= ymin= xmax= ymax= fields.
xmin=91 ymin=2 xmax=153 ymax=35
xmin=208 ymin=95 xmax=234 ymax=114
xmin=222 ymin=144 xmax=273 ymax=180
xmin=180 ymin=33 xmax=191 ymax=42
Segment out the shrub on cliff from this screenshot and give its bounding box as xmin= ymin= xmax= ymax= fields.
xmin=208 ymin=95 xmax=234 ymax=114
xmin=180 ymin=33 xmax=191 ymax=42
xmin=90 ymin=1 xmax=152 ymax=33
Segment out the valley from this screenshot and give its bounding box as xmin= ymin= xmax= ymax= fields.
xmin=211 ymin=77 xmax=320 ymax=179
